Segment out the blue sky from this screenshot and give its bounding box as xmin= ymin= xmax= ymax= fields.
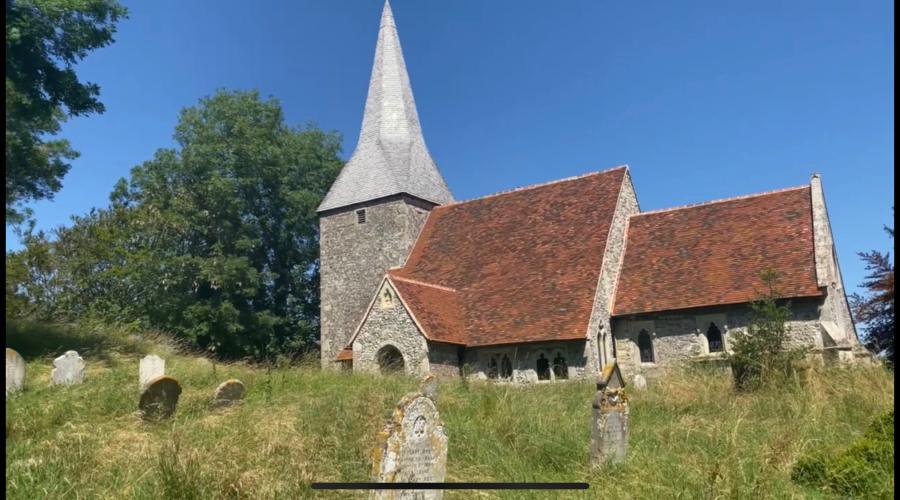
xmin=6 ymin=0 xmax=894 ymax=299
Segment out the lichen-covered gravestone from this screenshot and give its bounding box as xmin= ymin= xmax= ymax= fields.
xmin=6 ymin=348 xmax=25 ymax=395
xmin=590 ymin=360 xmax=629 ymax=467
xmin=139 ymin=376 xmax=182 ymax=421
xmin=212 ymin=379 xmax=245 ymax=407
xmin=139 ymin=354 xmax=165 ymax=391
xmin=372 ymin=375 xmax=448 ymax=499
xmin=51 ymin=350 xmax=85 ymax=386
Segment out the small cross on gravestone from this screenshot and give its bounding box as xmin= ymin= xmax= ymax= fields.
xmin=371 ymin=374 xmax=448 ymax=499
xmin=590 ymin=360 xmax=629 ymax=467
xmin=51 ymin=350 xmax=85 ymax=386
xmin=139 ymin=354 xmax=165 ymax=391
xmin=6 ymin=348 xmax=25 ymax=396
xmin=139 ymin=375 xmax=182 ymax=421
xmin=212 ymin=379 xmax=245 ymax=407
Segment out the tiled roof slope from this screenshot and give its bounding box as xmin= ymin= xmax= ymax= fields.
xmin=388 ymin=276 xmax=466 ymax=345
xmin=391 ymin=167 xmax=627 ymax=346
xmin=613 ymin=186 xmax=824 ymax=316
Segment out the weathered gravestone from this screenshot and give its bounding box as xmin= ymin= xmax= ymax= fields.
xmin=6 ymin=348 xmax=25 ymax=395
xmin=212 ymin=379 xmax=245 ymax=407
xmin=632 ymin=374 xmax=647 ymax=391
xmin=590 ymin=360 xmax=629 ymax=467
xmin=139 ymin=354 xmax=165 ymax=391
xmin=372 ymin=375 xmax=448 ymax=499
xmin=139 ymin=376 xmax=182 ymax=421
xmin=51 ymin=350 xmax=85 ymax=386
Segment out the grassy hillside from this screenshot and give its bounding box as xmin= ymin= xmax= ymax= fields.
xmin=5 ymin=321 xmax=894 ymax=499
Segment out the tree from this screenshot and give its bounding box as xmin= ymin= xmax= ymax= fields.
xmin=6 ymin=0 xmax=128 ymax=224
xmin=851 ymin=221 xmax=894 ymax=364
xmin=728 ymin=269 xmax=808 ymax=390
xmin=7 ymin=90 xmax=344 ymax=360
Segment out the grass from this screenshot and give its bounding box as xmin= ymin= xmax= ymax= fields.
xmin=5 ymin=320 xmax=895 ymax=499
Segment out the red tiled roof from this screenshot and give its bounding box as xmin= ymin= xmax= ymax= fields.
xmin=391 ymin=167 xmax=628 ymax=346
xmin=335 ymin=347 xmax=353 ymax=361
xmin=388 ymin=275 xmax=466 ymax=345
xmin=613 ymin=186 xmax=824 ymax=316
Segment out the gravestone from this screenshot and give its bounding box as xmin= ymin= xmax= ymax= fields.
xmin=139 ymin=354 xmax=165 ymax=391
xmin=632 ymin=374 xmax=647 ymax=391
xmin=6 ymin=348 xmax=25 ymax=395
xmin=372 ymin=375 xmax=448 ymax=499
xmin=590 ymin=360 xmax=629 ymax=467
xmin=212 ymin=379 xmax=245 ymax=407
xmin=139 ymin=376 xmax=182 ymax=421
xmin=51 ymin=350 xmax=85 ymax=386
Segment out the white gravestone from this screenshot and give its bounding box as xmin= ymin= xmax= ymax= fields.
xmin=372 ymin=376 xmax=448 ymax=499
xmin=51 ymin=350 xmax=85 ymax=386
xmin=632 ymin=374 xmax=647 ymax=391
xmin=139 ymin=355 xmax=165 ymax=391
xmin=6 ymin=348 xmax=25 ymax=395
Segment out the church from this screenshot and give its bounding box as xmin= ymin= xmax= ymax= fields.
xmin=317 ymin=2 xmax=867 ymax=383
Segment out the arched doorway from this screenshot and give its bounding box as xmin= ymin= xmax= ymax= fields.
xmin=376 ymin=345 xmax=405 ymax=374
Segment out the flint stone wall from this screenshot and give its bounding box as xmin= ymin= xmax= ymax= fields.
xmin=320 ymin=196 xmax=433 ymax=369
xmin=612 ymin=298 xmax=825 ymax=379
xmin=463 ymin=340 xmax=589 ymax=383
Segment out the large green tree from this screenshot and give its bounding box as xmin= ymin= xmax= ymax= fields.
xmin=7 ymin=90 xmax=344 ymax=359
xmin=6 ymin=0 xmax=127 ymax=224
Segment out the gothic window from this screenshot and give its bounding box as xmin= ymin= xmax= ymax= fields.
xmin=487 ymin=356 xmax=499 ymax=379
xmin=536 ymin=353 xmax=551 ymax=380
xmin=707 ymin=323 xmax=724 ymax=353
xmin=500 ymin=355 xmax=513 ymax=379
xmin=552 ymin=352 xmax=569 ymax=379
xmin=357 ymin=209 xmax=367 ymax=224
xmin=638 ymin=329 xmax=654 ymax=363
xmin=379 ymin=287 xmax=395 ymax=309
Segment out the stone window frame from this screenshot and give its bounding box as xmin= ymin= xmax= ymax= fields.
xmin=375 ymin=344 xmax=406 ymax=374
xmin=630 ymin=321 xmax=656 ymax=366
xmin=379 ymin=285 xmax=396 ymax=309
xmin=695 ymin=314 xmax=729 ymax=355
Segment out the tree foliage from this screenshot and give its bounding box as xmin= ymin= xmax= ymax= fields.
xmin=728 ymin=270 xmax=808 ymax=391
xmin=6 ymin=90 xmax=344 ymax=359
xmin=6 ymin=0 xmax=127 ymax=223
xmin=850 ymin=221 xmax=894 ymax=364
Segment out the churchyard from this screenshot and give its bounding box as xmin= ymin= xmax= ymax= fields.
xmin=5 ymin=320 xmax=894 ymax=498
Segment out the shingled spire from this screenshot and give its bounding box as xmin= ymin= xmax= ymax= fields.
xmin=318 ymin=0 xmax=453 ymax=213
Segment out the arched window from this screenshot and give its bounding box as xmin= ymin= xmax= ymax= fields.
xmin=500 ymin=355 xmax=513 ymax=379
xmin=376 ymin=345 xmax=405 ymax=374
xmin=487 ymin=356 xmax=499 ymax=379
xmin=552 ymin=352 xmax=568 ymax=379
xmin=707 ymin=323 xmax=724 ymax=353
xmin=536 ymin=353 xmax=551 ymax=380
xmin=638 ymin=329 xmax=654 ymax=363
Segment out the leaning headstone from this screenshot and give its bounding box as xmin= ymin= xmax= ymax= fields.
xmin=139 ymin=376 xmax=182 ymax=421
xmin=590 ymin=360 xmax=629 ymax=467
xmin=632 ymin=374 xmax=647 ymax=391
xmin=51 ymin=350 xmax=85 ymax=386
xmin=6 ymin=348 xmax=25 ymax=395
xmin=212 ymin=379 xmax=245 ymax=407
xmin=372 ymin=376 xmax=448 ymax=499
xmin=139 ymin=354 xmax=165 ymax=391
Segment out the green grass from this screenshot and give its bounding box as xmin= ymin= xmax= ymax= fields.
xmin=5 ymin=321 xmax=895 ymax=499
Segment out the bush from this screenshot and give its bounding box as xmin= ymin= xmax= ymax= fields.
xmin=792 ymin=410 xmax=894 ymax=496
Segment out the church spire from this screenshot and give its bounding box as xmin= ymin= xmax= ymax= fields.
xmin=318 ymin=0 xmax=453 ymax=213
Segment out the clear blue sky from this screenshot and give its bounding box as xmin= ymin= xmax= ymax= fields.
xmin=6 ymin=0 xmax=894 ymax=300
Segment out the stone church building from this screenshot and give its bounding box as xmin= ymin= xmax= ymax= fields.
xmin=318 ymin=2 xmax=866 ymax=383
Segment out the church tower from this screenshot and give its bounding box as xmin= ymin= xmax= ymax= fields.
xmin=318 ymin=1 xmax=453 ymax=367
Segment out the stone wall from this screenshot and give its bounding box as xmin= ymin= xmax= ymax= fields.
xmin=353 ymin=280 xmax=431 ymax=377
xmin=612 ymin=298 xmax=825 ymax=380
xmin=584 ymin=171 xmax=640 ymax=376
xmin=427 ymin=342 xmax=462 ymax=378
xmin=319 ymin=195 xmax=433 ymax=368
xmin=463 ymin=340 xmax=589 ymax=384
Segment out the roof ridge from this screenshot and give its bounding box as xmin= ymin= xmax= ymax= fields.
xmin=440 ymin=165 xmax=629 ymax=208
xmin=388 ymin=274 xmax=458 ymax=292
xmin=633 ymin=184 xmax=810 ymax=217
